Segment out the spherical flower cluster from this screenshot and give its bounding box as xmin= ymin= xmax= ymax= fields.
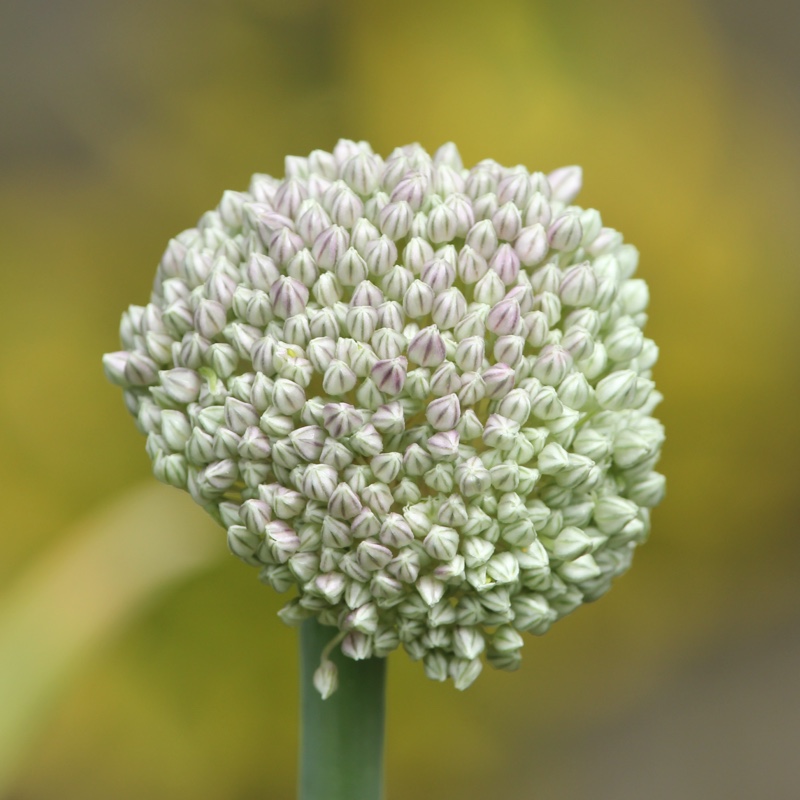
xmin=104 ymin=141 xmax=664 ymax=696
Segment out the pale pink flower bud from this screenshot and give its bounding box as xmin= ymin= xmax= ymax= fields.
xmin=482 ymin=363 xmax=515 ymax=398
xmin=497 ymin=169 xmax=532 ymax=206
xmin=514 ymin=223 xmax=549 ymax=267
xmin=311 ymin=224 xmax=349 ymax=270
xmin=421 ymin=257 xmax=456 ymax=292
xmin=430 ymin=362 xmax=461 ymax=396
xmin=295 ymin=200 xmax=331 ymax=245
xmin=486 ymin=298 xmax=521 ymax=335
xmin=407 ymin=325 xmax=447 ymax=367
xmin=426 ymin=393 xmax=461 ymax=431
xmin=492 ymin=201 xmax=522 ymax=241
xmin=390 ymin=171 xmax=429 ymax=211
xmin=269 ymin=227 xmax=304 ymax=265
xmin=322 ymin=402 xmax=364 ymax=438
xmin=328 ymin=482 xmax=363 ymax=520
xmin=427 ymin=430 xmax=460 ymax=461
xmin=489 ymin=243 xmax=521 ymax=285
xmin=371 ymin=356 xmax=408 ymax=394
xmin=269 ymin=276 xmax=308 ymax=319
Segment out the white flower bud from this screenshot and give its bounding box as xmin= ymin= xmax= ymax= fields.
xmin=376 ymin=514 xmax=413 ymax=549
xmin=532 ymin=344 xmax=573 ymax=386
xmin=596 ymin=369 xmax=639 ymax=410
xmin=431 ymin=287 xmax=467 ymax=330
xmin=605 ymin=324 xmax=644 ymax=362
xmin=322 ymin=359 xmax=357 ymax=396
xmin=524 ymin=191 xmax=552 ymax=227
xmin=492 ymin=201 xmax=522 ymax=241
xmin=487 ymin=552 xmax=520 ymax=584
xmin=547 ymin=165 xmax=582 ymax=203
xmin=452 ymin=336 xmax=483 ymax=373
xmin=269 ymin=378 xmax=304 ymax=416
xmin=593 ymin=495 xmax=639 ymax=535
xmin=426 ymin=202 xmax=458 ymax=243
xmin=403 ymin=280 xmax=435 ymax=319
xmin=513 ymin=223 xmax=549 ymax=268
xmin=422 ymin=525 xmax=459 ymax=561
xmin=559 ymin=262 xmax=598 ymax=307
xmin=454 ymin=456 xmax=491 ymax=496
xmin=378 ymin=200 xmax=414 ymax=239
xmin=456 ymin=245 xmax=488 ymax=284
xmin=342 ymin=151 xmax=380 ymax=195
xmin=558 ymin=554 xmax=601 ymax=582
xmin=359 ymin=236 xmax=395 ymax=277
xmin=159 ymin=368 xmax=202 ymax=404
xmin=295 ymin=200 xmax=331 ymax=246
xmin=474 ymin=270 xmax=506 ymax=306
xmin=626 ymin=472 xmax=666 ymax=508
xmin=416 ymin=575 xmax=446 ymax=607
xmin=401 ymin=236 xmax=434 ymax=272
xmin=349 ymin=424 xmax=384 ymax=458
xmin=313 ymin=660 xmax=338 ymax=700
xmin=341 ymin=631 xmax=373 ymax=661
xmin=466 ymin=219 xmax=499 ymax=258
xmin=548 ymin=214 xmax=583 ymax=252
xmin=357 ymin=539 xmax=393 ymax=572
xmin=451 ymin=657 xmax=483 ymax=691
xmin=493 ymin=334 xmax=525 ymax=368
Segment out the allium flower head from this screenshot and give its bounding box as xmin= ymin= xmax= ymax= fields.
xmin=104 ymin=141 xmax=665 ymax=693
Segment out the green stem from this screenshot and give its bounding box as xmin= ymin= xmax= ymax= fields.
xmin=299 ymin=619 xmax=387 ymax=800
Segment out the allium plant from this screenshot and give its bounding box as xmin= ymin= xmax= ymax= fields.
xmin=104 ymin=140 xmax=664 ymax=799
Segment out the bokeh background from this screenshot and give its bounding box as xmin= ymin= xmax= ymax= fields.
xmin=1 ymin=0 xmax=799 ymax=798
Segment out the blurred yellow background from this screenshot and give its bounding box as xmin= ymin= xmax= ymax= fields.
xmin=1 ymin=0 xmax=798 ymax=798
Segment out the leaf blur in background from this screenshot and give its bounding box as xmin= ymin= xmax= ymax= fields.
xmin=1 ymin=0 xmax=798 ymax=798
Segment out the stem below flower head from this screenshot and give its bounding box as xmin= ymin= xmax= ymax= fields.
xmin=299 ymin=618 xmax=386 ymax=800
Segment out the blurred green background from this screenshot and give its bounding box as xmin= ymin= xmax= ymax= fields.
xmin=1 ymin=0 xmax=799 ymax=798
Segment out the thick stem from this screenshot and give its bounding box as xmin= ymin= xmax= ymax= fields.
xmin=299 ymin=619 xmax=386 ymax=800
